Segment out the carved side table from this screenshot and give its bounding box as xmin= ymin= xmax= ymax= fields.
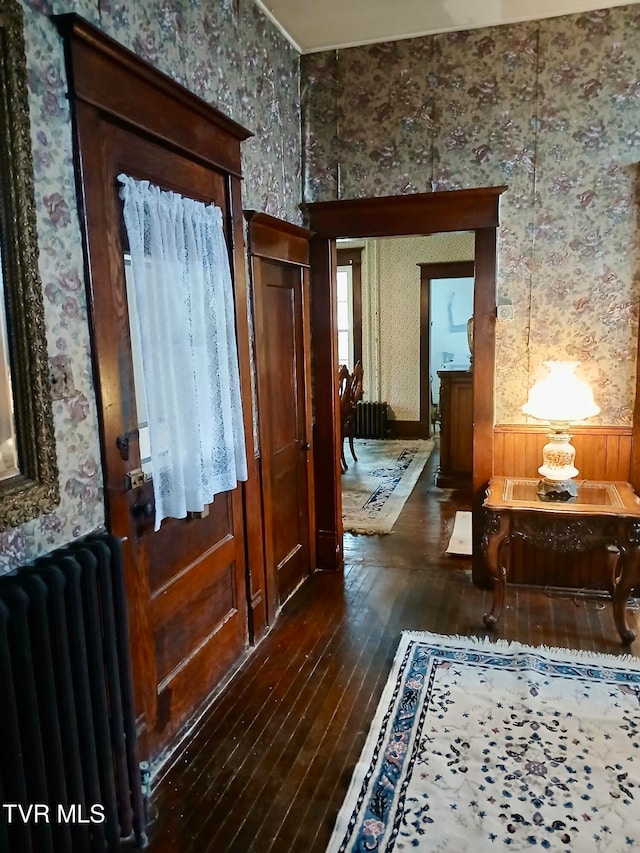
xmin=482 ymin=477 xmax=640 ymax=644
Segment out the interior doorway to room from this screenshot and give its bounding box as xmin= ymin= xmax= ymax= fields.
xmin=304 ymin=187 xmax=505 ymax=586
xmin=420 ymin=260 xmax=474 ymax=436
xmin=335 ymin=236 xmax=475 ymax=538
xmin=336 ymin=237 xmax=475 ymax=440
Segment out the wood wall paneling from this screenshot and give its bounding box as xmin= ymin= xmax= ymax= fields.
xmin=493 ymin=425 xmax=632 ymax=482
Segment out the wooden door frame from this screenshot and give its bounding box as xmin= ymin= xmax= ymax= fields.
xmin=419 ymin=260 xmax=475 ymax=436
xmin=302 ymin=187 xmax=506 ymax=585
xmin=57 ymin=15 xmax=267 ymax=757
xmin=336 ymin=247 xmax=363 ymax=369
xmin=245 ymin=211 xmax=316 ymax=624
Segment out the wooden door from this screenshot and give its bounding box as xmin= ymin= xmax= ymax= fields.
xmin=247 ymin=213 xmax=315 ymax=618
xmin=59 ymin=17 xmax=258 ymax=761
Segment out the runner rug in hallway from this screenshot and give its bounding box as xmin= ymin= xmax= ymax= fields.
xmin=341 ymin=439 xmax=435 ymax=534
xmin=327 ymin=632 xmax=640 ymax=852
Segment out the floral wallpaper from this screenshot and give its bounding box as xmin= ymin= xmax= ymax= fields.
xmin=1 ymin=0 xmax=301 ymax=572
xmin=378 ymin=234 xmax=474 ymax=421
xmin=301 ymin=5 xmax=640 ymax=428
xmin=4 ymin=2 xmax=639 ymax=572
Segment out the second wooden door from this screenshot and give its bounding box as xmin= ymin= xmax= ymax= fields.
xmin=247 ymin=214 xmax=315 ymax=620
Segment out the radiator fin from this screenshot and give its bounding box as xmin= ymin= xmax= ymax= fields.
xmin=0 ymin=534 xmax=147 ymax=852
xmin=355 ymin=401 xmax=389 ymax=439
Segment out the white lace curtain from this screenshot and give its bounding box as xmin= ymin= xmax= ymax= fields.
xmin=118 ymin=174 xmax=247 ymax=531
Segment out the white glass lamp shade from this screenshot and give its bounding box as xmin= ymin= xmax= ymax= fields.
xmin=522 ymin=361 xmax=600 ymax=500
xmin=522 ymin=361 xmax=600 ymax=429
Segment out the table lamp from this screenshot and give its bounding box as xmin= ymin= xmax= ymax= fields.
xmin=522 ymin=360 xmax=600 ymax=501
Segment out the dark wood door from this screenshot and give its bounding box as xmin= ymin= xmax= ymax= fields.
xmin=247 ymin=213 xmax=315 ymax=616
xmin=75 ymin=115 xmax=250 ymax=759
xmin=260 ymin=261 xmax=310 ymax=603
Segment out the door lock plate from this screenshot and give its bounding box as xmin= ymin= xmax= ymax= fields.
xmin=125 ymin=468 xmax=146 ymax=490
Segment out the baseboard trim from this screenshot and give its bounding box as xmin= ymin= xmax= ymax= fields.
xmin=390 ymin=419 xmax=431 ymax=439
xmin=316 ymin=529 xmax=342 ymax=571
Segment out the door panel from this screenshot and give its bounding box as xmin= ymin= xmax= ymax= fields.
xmin=246 ymin=211 xmax=315 ymax=621
xmin=80 ymin=116 xmax=249 ymax=758
xmin=262 ymin=261 xmax=310 ymax=603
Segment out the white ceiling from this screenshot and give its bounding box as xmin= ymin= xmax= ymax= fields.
xmin=255 ymin=0 xmax=639 ymax=53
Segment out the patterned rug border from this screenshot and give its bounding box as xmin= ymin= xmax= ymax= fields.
xmin=399 ymin=631 xmax=640 ymax=666
xmin=327 ymin=631 xmax=640 ymax=853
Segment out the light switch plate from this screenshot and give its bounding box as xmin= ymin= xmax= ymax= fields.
xmin=49 ymin=355 xmax=74 ymax=400
xmin=497 ymin=304 xmax=514 ymax=322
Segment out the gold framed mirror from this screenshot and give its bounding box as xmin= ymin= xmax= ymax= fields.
xmin=0 ymin=0 xmax=59 ymax=529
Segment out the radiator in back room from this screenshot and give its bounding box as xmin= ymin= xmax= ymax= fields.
xmin=0 ymin=534 xmax=147 ymax=853
xmin=355 ymin=401 xmax=389 ymax=439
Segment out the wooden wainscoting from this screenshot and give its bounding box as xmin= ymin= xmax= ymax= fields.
xmin=492 ymin=424 xmax=633 ymax=590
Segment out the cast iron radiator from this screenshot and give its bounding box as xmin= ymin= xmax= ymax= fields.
xmin=355 ymin=400 xmax=389 ymax=439
xmin=0 ymin=534 xmax=147 ymax=852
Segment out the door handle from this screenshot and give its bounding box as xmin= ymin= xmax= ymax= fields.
xmin=300 ymin=441 xmax=310 ymax=452
xmin=133 ymin=500 xmax=154 ymax=519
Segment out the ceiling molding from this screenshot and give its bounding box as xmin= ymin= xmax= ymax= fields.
xmin=256 ymin=0 xmax=640 ymax=54
xmin=253 ymin=0 xmax=302 ymax=53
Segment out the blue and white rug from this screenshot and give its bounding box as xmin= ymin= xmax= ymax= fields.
xmin=327 ymin=632 xmax=640 ymax=852
xmin=342 ymin=439 xmax=435 ymax=534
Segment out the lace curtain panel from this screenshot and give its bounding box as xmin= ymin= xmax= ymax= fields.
xmin=118 ymin=174 xmax=247 ymax=531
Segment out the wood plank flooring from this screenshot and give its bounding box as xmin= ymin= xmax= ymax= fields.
xmin=146 ymin=443 xmax=639 ymax=853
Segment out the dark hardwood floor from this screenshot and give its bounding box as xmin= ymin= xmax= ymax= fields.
xmin=146 ymin=442 xmax=639 ymax=853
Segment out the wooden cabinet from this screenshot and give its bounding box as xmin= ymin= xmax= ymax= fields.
xmin=436 ymin=369 xmax=472 ymax=488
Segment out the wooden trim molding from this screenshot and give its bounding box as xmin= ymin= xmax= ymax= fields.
xmin=55 ymin=14 xmax=251 ymax=176
xmin=419 ymin=260 xmax=474 ymax=430
xmin=304 ymin=187 xmax=506 ymax=580
xmin=245 ymin=210 xmax=316 ymax=623
xmin=244 ymin=210 xmax=312 ymax=266
xmin=336 ymin=247 xmax=363 ymax=368
xmin=391 ymin=420 xmax=431 ymax=440
xmin=301 ymin=187 xmax=506 ymax=238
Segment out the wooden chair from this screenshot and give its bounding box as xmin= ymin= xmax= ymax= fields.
xmin=339 ymin=361 xmax=364 ymax=472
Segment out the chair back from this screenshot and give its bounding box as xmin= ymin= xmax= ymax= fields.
xmin=349 ymin=361 xmax=364 ymax=409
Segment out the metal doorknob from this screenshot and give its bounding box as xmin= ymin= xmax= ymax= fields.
xmin=300 ymin=441 xmax=310 ymax=451
xmin=133 ymin=501 xmax=154 ymax=519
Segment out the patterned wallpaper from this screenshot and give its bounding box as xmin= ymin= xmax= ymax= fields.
xmin=301 ymin=5 xmax=640 ymax=428
xmin=1 ymin=0 xmax=301 ymax=571
xmin=340 ymin=233 xmax=475 ymax=419
xmin=4 ymin=3 xmax=639 ymax=570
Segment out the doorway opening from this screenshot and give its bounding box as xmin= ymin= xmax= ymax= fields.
xmin=303 ymin=187 xmax=506 ymax=587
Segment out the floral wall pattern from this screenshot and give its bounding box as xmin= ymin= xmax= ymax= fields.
xmin=301 ymin=5 xmax=640 ymax=427
xmin=377 ymin=233 xmax=474 ymax=421
xmin=1 ymin=0 xmax=300 ymax=572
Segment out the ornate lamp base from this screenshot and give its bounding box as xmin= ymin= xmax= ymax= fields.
xmin=537 ymin=477 xmax=578 ymax=502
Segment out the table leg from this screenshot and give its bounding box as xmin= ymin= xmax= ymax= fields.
xmin=483 ymin=512 xmax=510 ymax=629
xmin=612 ymin=542 xmax=640 ymax=645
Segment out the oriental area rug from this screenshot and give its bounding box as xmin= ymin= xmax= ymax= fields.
xmin=326 ymin=632 xmax=640 ymax=852
xmin=341 ymin=439 xmax=435 ymax=534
